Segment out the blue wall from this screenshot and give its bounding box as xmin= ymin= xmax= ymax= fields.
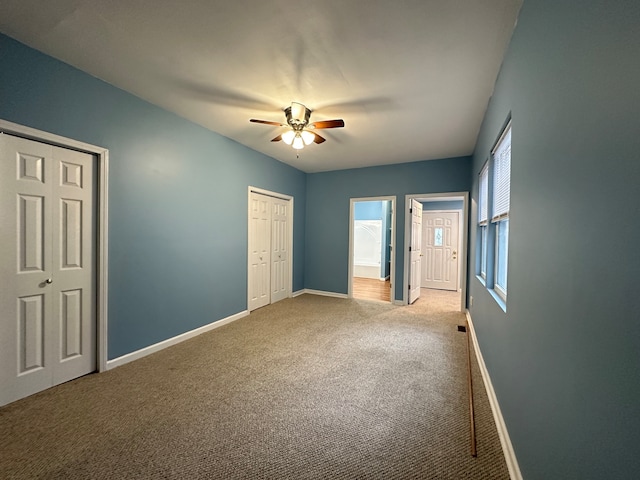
xmin=306 ymin=158 xmax=471 ymax=300
xmin=0 ymin=34 xmax=306 ymax=359
xmin=421 ymin=200 xmax=463 ymax=211
xmin=354 ymin=200 xmax=383 ymax=220
xmin=468 ymin=0 xmax=640 ymax=477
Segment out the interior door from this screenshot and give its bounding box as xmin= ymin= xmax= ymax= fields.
xmin=408 ymin=199 xmax=422 ymax=304
xmin=270 ymin=197 xmax=289 ymax=303
xmin=249 ymin=192 xmax=271 ymax=311
xmin=0 ymin=134 xmax=96 ymax=406
xmin=422 ymin=211 xmax=460 ymax=291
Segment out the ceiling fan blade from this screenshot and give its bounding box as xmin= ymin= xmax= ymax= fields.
xmin=250 ymin=119 xmax=286 ymax=127
xmin=309 ymin=119 xmax=345 ymax=129
xmin=313 ymin=133 xmax=326 ymax=144
xmin=271 ymin=134 xmax=283 ymax=142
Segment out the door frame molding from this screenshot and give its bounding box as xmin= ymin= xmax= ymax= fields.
xmin=0 ymin=119 xmax=109 ymax=372
xmin=402 ymin=192 xmax=469 ymax=311
xmin=348 ymin=196 xmax=396 ymax=303
xmin=247 ymin=186 xmax=294 ymax=311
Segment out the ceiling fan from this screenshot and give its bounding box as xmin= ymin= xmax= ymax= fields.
xmin=250 ymin=102 xmax=344 ymax=150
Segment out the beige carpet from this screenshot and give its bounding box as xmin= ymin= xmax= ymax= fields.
xmin=0 ymin=290 xmax=509 ymax=479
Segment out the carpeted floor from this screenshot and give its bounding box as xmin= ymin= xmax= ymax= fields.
xmin=0 ymin=290 xmax=509 ymax=479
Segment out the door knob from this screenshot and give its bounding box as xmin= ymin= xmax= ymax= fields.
xmin=45 ymin=278 xmax=53 ymax=284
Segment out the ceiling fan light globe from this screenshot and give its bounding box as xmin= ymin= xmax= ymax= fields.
xmin=292 ymin=135 xmax=305 ymax=150
xmin=281 ymin=130 xmax=296 ymax=145
xmin=301 ymin=130 xmax=315 ymax=145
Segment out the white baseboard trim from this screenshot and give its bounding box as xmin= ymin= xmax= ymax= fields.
xmin=106 ymin=310 xmax=249 ymax=370
xmin=295 ymin=289 xmax=349 ymax=299
xmin=292 ymin=289 xmax=306 ymax=298
xmin=466 ymin=311 xmax=522 ymax=480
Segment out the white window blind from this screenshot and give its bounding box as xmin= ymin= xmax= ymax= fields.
xmin=478 ymin=163 xmax=488 ymax=224
xmin=492 ymin=124 xmax=511 ymax=221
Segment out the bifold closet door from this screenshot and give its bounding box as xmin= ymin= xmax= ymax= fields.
xmin=0 ymin=134 xmax=96 ymax=406
xmin=249 ymin=192 xmax=271 ymax=311
xmin=248 ymin=192 xmax=290 ymax=311
xmin=270 ymin=197 xmax=290 ymax=304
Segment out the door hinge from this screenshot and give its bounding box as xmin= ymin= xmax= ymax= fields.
xmin=409 ymin=246 xmax=412 ymax=252
xmin=408 ymin=284 xmax=411 ymax=290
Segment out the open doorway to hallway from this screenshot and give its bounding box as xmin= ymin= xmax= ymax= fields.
xmin=403 ymin=193 xmax=468 ymax=311
xmin=349 ymin=196 xmax=396 ymax=303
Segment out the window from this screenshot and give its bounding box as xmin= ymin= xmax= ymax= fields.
xmin=492 ymin=123 xmax=511 ymax=299
xmin=478 ymin=163 xmax=489 ymax=278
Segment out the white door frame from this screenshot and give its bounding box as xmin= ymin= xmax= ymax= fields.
xmin=402 ymin=192 xmax=468 ymax=311
xmin=247 ymin=186 xmax=293 ymax=310
xmin=0 ymin=119 xmax=109 ymax=372
xmin=348 ymin=196 xmax=396 ymax=302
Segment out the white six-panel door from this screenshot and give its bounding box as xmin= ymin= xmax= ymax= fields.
xmin=0 ymin=134 xmax=96 ymax=406
xmin=408 ymin=199 xmax=423 ymax=304
xmin=270 ymin=197 xmax=289 ymax=304
xmin=422 ymin=211 xmax=459 ymax=291
xmin=249 ymin=192 xmax=271 ymax=311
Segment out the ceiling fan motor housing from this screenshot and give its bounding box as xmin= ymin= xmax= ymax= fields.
xmin=285 ymin=104 xmax=311 ymax=130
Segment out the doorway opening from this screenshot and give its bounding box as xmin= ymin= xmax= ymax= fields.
xmin=403 ymin=193 xmax=468 ymax=311
xmin=348 ymin=196 xmax=396 ymax=303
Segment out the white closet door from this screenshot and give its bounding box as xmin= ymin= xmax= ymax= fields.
xmin=408 ymin=199 xmax=423 ymax=304
xmin=0 ymin=134 xmax=96 ymax=406
xmin=270 ymin=197 xmax=289 ymax=303
xmin=249 ymin=192 xmax=271 ymax=311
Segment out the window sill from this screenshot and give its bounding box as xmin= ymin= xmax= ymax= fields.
xmin=476 ymin=276 xmax=507 ymax=312
xmin=489 ymin=288 xmax=507 ymax=313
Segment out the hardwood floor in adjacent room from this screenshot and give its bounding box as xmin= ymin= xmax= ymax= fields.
xmin=353 ymin=277 xmax=391 ymax=302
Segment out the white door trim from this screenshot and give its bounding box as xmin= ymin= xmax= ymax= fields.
xmin=348 ymin=196 xmax=396 ymax=302
xmin=247 ymin=186 xmax=293 ymax=310
xmin=0 ymin=118 xmax=109 ymax=372
xmin=402 ymin=192 xmax=468 ymax=311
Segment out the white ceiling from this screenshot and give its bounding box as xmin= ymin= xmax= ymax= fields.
xmin=0 ymin=0 xmax=521 ymax=173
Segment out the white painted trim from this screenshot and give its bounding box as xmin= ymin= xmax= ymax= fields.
xmin=292 ymin=289 xmax=306 ymax=297
xmin=0 ymin=119 xmax=110 ymax=373
xmin=107 ymin=310 xmax=249 ymax=370
xmin=402 ymin=192 xmax=469 ymax=312
xmin=466 ymin=311 xmax=522 ymax=480
xmin=300 ymin=289 xmax=349 ymax=299
xmin=247 ymin=186 xmax=294 ymax=312
xmin=348 ymin=196 xmax=396 ymax=303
